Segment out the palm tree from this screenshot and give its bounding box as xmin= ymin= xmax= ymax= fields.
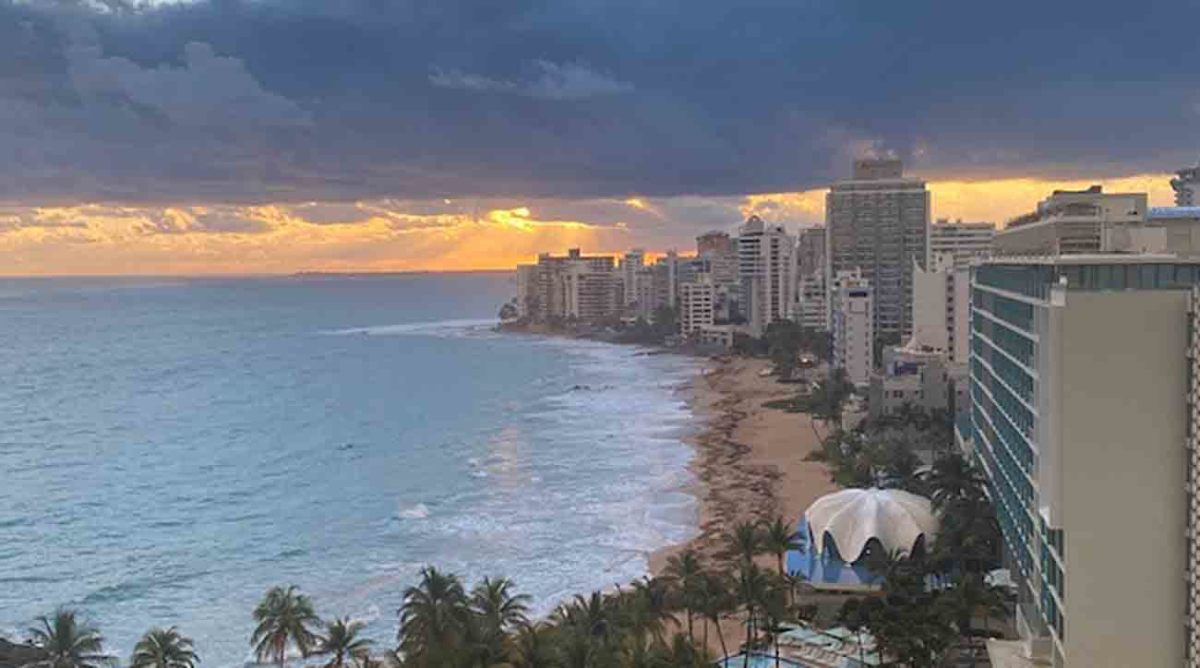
xmin=250 ymin=585 xmax=321 ymax=668
xmin=314 ymin=618 xmax=370 ymax=668
xmin=397 ymin=567 xmax=469 ymax=667
xmin=726 ymin=521 xmax=761 ymax=566
xmin=648 ymin=633 xmax=709 ymax=668
xmin=760 ymin=517 xmax=801 ymax=579
xmin=734 ymin=564 xmax=771 ymax=668
xmin=511 ymin=623 xmax=555 ymax=668
xmin=26 ymin=609 xmax=113 ymax=668
xmin=467 ymin=576 xmax=530 ymax=666
xmin=927 ymin=454 xmax=987 ymax=511
xmin=628 ymin=577 xmax=676 ymax=647
xmin=130 ymin=627 xmax=198 ymax=668
xmin=696 ymin=572 xmax=733 ymax=660
xmin=662 ymin=549 xmax=703 ymax=643
xmin=471 ymin=576 xmax=531 ymax=633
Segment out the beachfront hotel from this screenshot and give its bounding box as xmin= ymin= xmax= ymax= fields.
xmin=958 ymin=254 xmax=1200 ymax=667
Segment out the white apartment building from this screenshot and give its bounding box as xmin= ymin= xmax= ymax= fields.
xmin=830 ymin=269 xmax=873 ymax=386
xmin=826 ymin=158 xmax=929 ymax=338
xmin=620 ymin=249 xmax=645 ymax=307
xmin=678 ymin=277 xmax=716 ymax=335
xmin=910 ymin=252 xmax=972 ymax=363
xmin=737 ymin=215 xmax=795 ymax=336
xmin=930 ymin=219 xmax=995 ymax=267
xmin=994 ymin=186 xmax=1147 ymax=255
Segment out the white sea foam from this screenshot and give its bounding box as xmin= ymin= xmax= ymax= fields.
xmin=320 ymin=318 xmax=496 ymax=337
xmin=396 ymin=503 xmax=430 ymax=519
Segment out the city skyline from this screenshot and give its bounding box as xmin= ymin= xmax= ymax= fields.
xmin=0 ymin=172 xmax=1182 ymax=275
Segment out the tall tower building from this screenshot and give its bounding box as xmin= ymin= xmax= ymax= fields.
xmin=826 ymin=158 xmax=929 ymax=339
xmin=961 ymin=255 xmax=1200 ymax=667
xmin=737 ymin=216 xmax=795 ymax=336
xmin=830 ymin=269 xmax=873 ymax=386
xmin=620 ymin=250 xmax=645 ymax=307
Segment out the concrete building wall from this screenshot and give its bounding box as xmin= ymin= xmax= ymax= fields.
xmin=679 ymin=280 xmax=716 ymax=334
xmin=831 ymin=270 xmax=874 ymax=386
xmin=912 ymin=257 xmax=950 ymax=351
xmin=826 ymin=160 xmax=929 ymax=338
xmin=1055 ymin=290 xmax=1188 ymax=667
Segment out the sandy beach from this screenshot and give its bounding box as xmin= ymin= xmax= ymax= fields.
xmin=650 ymin=355 xmax=839 ymax=573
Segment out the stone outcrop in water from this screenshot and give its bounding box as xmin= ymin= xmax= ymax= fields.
xmin=0 ymin=638 xmax=47 ymax=668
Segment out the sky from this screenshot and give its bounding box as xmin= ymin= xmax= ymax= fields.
xmin=1 ymin=0 xmax=1197 ymax=275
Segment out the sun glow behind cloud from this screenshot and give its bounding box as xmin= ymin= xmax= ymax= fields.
xmin=0 ymin=172 xmax=1178 ymax=276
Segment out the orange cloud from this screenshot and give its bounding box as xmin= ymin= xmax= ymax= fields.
xmin=0 ymin=171 xmax=1181 ymax=275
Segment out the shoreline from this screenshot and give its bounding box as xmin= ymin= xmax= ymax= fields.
xmin=649 ymin=356 xmax=838 ymax=574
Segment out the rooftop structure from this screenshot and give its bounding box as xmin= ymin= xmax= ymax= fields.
xmin=995 ymin=186 xmax=1147 ymax=255
xmin=930 ymin=219 xmax=995 ymax=267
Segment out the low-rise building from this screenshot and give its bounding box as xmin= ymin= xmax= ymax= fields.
xmin=868 ymin=343 xmax=965 ymax=419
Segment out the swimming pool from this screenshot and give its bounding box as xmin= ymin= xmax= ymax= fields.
xmin=716 ymin=652 xmax=810 ymax=668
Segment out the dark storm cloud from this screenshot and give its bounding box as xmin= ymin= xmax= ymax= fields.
xmin=1 ymin=0 xmax=1198 ymax=204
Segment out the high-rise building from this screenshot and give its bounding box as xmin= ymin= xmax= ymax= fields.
xmin=910 ymin=252 xmax=971 ymax=362
xmin=697 ymin=231 xmax=735 ymax=256
xmin=678 ymin=276 xmax=716 ymax=335
xmin=994 ymin=186 xmax=1147 ymax=256
xmin=1172 ymin=164 xmax=1200 ymax=206
xmin=620 ymin=250 xmax=645 ymax=307
xmin=826 ymin=158 xmax=929 ymax=339
xmin=794 ymin=227 xmax=828 ymax=331
xmin=796 ymin=227 xmax=826 ymax=277
xmin=961 ymin=255 xmax=1200 ymax=667
xmin=530 ymin=249 xmax=619 ymax=323
xmin=515 ymin=264 xmax=538 ymax=319
xmin=830 ymin=269 xmax=873 ymax=386
xmin=696 ymin=231 xmax=741 ymax=322
xmin=929 ymin=219 xmax=995 ymax=267
xmin=795 ymin=272 xmax=827 ymax=331
xmin=737 ymin=215 xmax=795 ymax=336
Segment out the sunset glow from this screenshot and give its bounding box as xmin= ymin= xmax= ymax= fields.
xmin=0 ymin=172 xmax=1178 ymax=276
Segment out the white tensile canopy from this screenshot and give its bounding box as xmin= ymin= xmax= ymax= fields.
xmin=804 ymin=488 xmax=938 ymax=562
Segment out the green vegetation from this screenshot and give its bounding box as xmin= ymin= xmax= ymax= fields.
xmin=25 ymin=609 xmax=114 ymax=668
xmin=130 ymin=628 xmax=199 ymax=668
xmin=251 ymin=585 xmax=321 ymax=667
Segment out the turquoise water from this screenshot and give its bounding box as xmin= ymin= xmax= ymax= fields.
xmin=0 ymin=274 xmax=700 ymax=666
xmin=718 ymin=653 xmax=810 ymax=668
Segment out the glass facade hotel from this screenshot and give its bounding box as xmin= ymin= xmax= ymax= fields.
xmin=963 ymin=257 xmax=1200 ymax=667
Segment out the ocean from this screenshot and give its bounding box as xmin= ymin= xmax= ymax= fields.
xmin=0 ymin=274 xmax=700 ymax=666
